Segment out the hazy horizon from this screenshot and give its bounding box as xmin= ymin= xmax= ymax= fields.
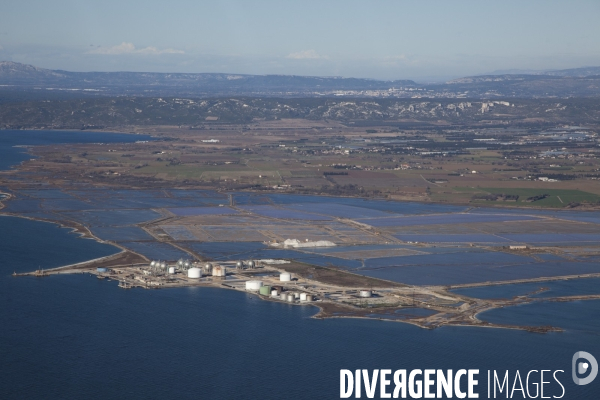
xmin=1 ymin=0 xmax=599 ymax=81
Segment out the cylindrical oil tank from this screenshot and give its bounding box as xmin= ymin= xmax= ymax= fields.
xmin=187 ymin=267 xmax=202 ymax=279
xmin=286 ymin=294 xmax=295 ymax=302
xmin=259 ymin=285 xmax=271 ymax=296
xmin=359 ymin=290 xmax=372 ymax=298
xmin=212 ymin=266 xmax=226 ymax=277
xmin=280 ymin=293 xmax=288 ymax=300
xmin=304 ymin=295 xmax=313 ymax=302
xmin=294 ymin=293 xmax=300 ymax=299
xmin=271 ymin=290 xmax=279 ymax=297
xmin=280 ymin=272 xmax=291 ymax=282
xmin=300 ymin=293 xmax=307 ymax=301
xmin=168 ymin=266 xmax=176 ymax=274
xmin=245 ymin=280 xmax=263 ymax=291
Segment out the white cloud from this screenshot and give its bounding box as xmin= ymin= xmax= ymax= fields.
xmin=87 ymin=42 xmax=184 ymax=55
xmin=286 ymin=49 xmax=327 ymax=60
xmin=381 ymin=54 xmax=419 ymax=67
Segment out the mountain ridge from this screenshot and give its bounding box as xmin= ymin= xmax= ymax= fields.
xmin=2 ymin=61 xmax=600 ymax=99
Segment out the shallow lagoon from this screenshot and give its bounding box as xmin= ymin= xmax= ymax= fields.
xmin=452 ymin=277 xmax=600 ymax=299
xmin=479 ymin=300 xmax=600 ymax=332
xmin=167 ymin=206 xmax=238 ymax=216
xmin=359 ymin=260 xmax=600 ymax=286
xmin=4 ymin=131 xmax=600 ymax=287
xmin=358 ymin=213 xmax=542 ymax=227
xmin=239 ymin=204 xmax=332 ymax=220
xmin=124 ymin=241 xmax=190 ymax=260
xmin=2 ymin=131 xmax=600 ymax=398
xmin=0 ymin=129 xmax=154 ymax=171
xmin=394 ymin=233 xmax=512 ymax=243
xmin=284 ymin=202 xmax=395 ymax=218
xmin=2 ymin=215 xmax=600 ymax=399
xmin=6 ymin=183 xmax=600 ymax=285
xmin=62 ymin=209 xmax=162 ymax=226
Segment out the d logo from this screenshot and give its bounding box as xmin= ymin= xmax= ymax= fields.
xmin=572 ymin=351 xmax=598 ymax=385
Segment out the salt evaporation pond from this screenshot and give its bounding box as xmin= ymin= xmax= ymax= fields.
xmin=2 ymin=131 xmax=600 ymax=398
xmin=357 ymin=213 xmax=542 ymax=227
xmin=167 ymin=206 xmax=238 ymax=216
xmin=358 ymin=260 xmax=600 ymax=286
xmin=452 ymin=277 xmax=600 ymax=299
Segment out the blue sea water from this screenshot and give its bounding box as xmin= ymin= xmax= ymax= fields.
xmin=1 ymin=216 xmax=600 ymax=399
xmin=0 ymin=129 xmax=154 ymax=170
xmin=2 ymin=130 xmax=600 ymax=398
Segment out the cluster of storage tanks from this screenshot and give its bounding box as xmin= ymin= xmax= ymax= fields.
xmin=149 ymin=260 xmax=184 ymax=275
xmin=243 ymin=272 xmax=313 ymax=302
xmin=187 ymin=263 xmax=226 ymax=278
xmin=147 ymin=259 xmax=234 ymax=279
xmin=236 ymin=260 xmax=257 ymax=270
xmin=149 ymin=259 xmax=264 ymax=277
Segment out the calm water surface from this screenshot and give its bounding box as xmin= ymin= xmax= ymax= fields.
xmin=1 ymin=131 xmax=600 ymax=398
xmin=0 ymin=129 xmax=153 ymax=170
xmin=1 ymin=216 xmax=600 ymax=399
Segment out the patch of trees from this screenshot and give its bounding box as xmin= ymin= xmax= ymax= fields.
xmin=525 ymin=194 xmax=549 ymax=202
xmin=472 ymin=193 xmax=519 ymax=202
xmin=323 ymin=171 xmax=348 ymax=176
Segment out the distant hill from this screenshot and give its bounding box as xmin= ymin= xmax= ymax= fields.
xmin=0 ymin=61 xmax=416 ymax=95
xmin=1 ymin=61 xmax=600 ymax=99
xmin=2 ymin=97 xmax=599 ymax=130
xmin=484 ymin=66 xmax=600 ymax=78
xmin=541 ymin=66 xmax=600 ymax=77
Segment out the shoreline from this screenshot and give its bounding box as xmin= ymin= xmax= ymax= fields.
xmin=2 ymin=149 xmax=600 ymax=333
xmin=2 ymin=127 xmax=600 ymax=212
xmin=13 ymin=231 xmax=600 ymax=334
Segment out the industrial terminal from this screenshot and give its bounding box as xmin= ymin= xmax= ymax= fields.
xmin=18 ymin=251 xmax=600 ymax=333
xmin=94 ymin=257 xmax=320 ymax=305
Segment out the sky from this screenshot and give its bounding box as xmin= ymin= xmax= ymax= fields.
xmin=1 ymin=0 xmax=599 ymax=82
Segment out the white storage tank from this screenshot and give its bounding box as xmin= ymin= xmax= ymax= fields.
xmin=245 ymin=280 xmax=263 ymax=291
xmin=300 ymin=293 xmax=307 ymax=301
xmin=212 ymin=266 xmax=226 ymax=277
xmin=280 ymin=272 xmax=291 ymax=282
xmin=168 ymin=267 xmax=176 ymax=274
xmin=271 ymin=290 xmax=279 ymax=297
xmin=280 ymin=293 xmax=287 ymax=300
xmin=359 ymin=290 xmax=372 ymax=298
xmin=294 ymin=293 xmax=300 ymax=299
xmin=304 ymin=294 xmax=313 ymax=302
xmin=187 ymin=267 xmax=202 ymax=279
xmin=286 ymin=294 xmax=295 ymax=302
